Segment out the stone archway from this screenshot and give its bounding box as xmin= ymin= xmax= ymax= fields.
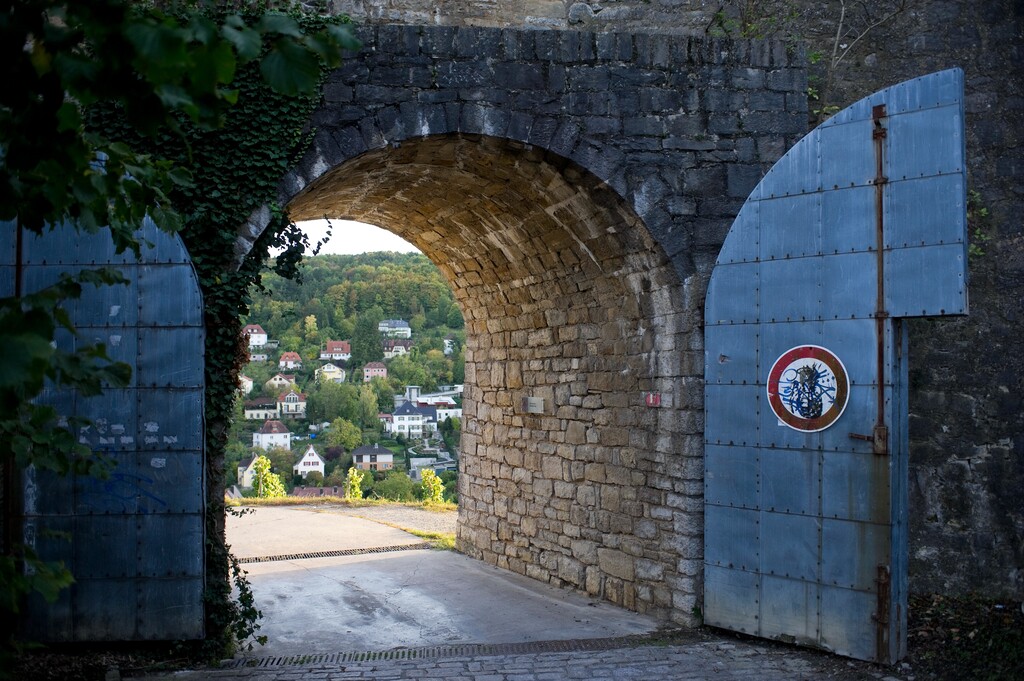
xmin=230 ymin=23 xmax=805 ymax=624
xmin=285 ymin=134 xmax=701 ymax=620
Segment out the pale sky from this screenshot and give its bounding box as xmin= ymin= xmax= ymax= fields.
xmin=296 ymin=219 xmax=421 ymax=256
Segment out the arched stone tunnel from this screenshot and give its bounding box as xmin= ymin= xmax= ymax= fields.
xmin=231 ymin=24 xmax=808 ymax=623
xmin=286 ymin=134 xmax=701 ymax=617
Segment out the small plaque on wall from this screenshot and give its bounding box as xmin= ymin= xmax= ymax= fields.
xmin=520 ymin=396 xmax=544 ymax=414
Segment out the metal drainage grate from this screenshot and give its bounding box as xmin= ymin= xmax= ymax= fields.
xmin=236 ymin=542 xmax=432 ymax=564
xmin=225 ymin=635 xmax=651 ymax=669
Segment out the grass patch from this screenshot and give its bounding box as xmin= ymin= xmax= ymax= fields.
xmin=404 ymin=529 xmax=457 ymax=550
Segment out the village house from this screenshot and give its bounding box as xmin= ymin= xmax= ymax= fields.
xmin=237 ymin=454 xmax=258 ymax=489
xmin=385 ymin=401 xmax=438 ymax=438
xmin=292 ymin=485 xmax=344 ymax=498
xmin=243 ymin=397 xmax=278 ymax=420
xmin=363 ymin=361 xmax=387 ymax=382
xmin=248 ymin=352 xmax=268 ymax=363
xmin=279 ymin=351 xmax=303 ymax=369
xmin=378 ymin=319 xmax=412 ymax=338
xmin=315 ymin=362 xmax=346 ymax=384
xmin=319 ymin=339 xmax=352 ymax=361
xmin=382 ymin=338 xmax=414 ymax=359
xmin=351 ymin=443 xmax=394 ymax=472
xmin=253 ymin=419 xmax=290 ymax=451
xmin=237 ymin=375 xmax=254 ymax=394
xmin=292 ymin=444 xmax=326 ymax=479
xmin=265 ymin=373 xmax=297 ymax=392
xmin=277 ymin=389 xmax=307 ymax=420
xmin=242 ymin=323 xmax=267 ymax=348
xmin=393 ymin=385 xmax=459 ymax=409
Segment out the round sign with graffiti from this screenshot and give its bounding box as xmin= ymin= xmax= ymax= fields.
xmin=767 ymin=345 xmax=850 ymax=432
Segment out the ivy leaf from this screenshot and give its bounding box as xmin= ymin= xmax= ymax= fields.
xmin=222 ymin=19 xmax=262 ymax=62
xmin=256 ymin=14 xmax=304 ymax=38
xmin=326 ymin=23 xmax=361 ymax=52
xmin=260 ymin=40 xmax=320 ymax=97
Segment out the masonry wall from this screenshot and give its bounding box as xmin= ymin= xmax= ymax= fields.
xmin=311 ymin=0 xmax=1024 ymax=600
xmin=240 ymin=25 xmax=808 ymax=622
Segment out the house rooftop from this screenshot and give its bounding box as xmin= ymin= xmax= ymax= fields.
xmin=258 ymin=420 xmax=290 ymax=434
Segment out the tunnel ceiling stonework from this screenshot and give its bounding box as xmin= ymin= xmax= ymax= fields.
xmin=242 ymin=24 xmax=808 ymax=623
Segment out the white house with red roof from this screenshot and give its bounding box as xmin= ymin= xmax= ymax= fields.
xmin=253 ymin=420 xmax=290 ymax=451
xmin=292 ymin=444 xmax=326 ymax=479
xmin=363 ymin=361 xmax=387 ymax=382
xmin=320 ymin=340 xmax=352 ymax=361
xmin=277 ymin=388 xmax=307 ymax=420
xmin=242 ymin=324 xmax=268 ymax=348
xmin=279 ymin=351 xmax=303 ymax=369
xmin=238 ymin=374 xmax=254 ymax=394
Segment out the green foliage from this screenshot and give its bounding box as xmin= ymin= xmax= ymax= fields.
xmin=371 ymin=470 xmax=416 ymax=502
xmin=3 ymin=0 xmax=360 ymax=660
xmin=344 ymin=467 xmax=365 ymax=500
xmin=325 ymin=418 xmax=362 ymax=450
xmin=352 ymin=305 xmax=385 ymax=365
xmin=252 ymin=455 xmax=286 ymax=498
xmin=967 ymin=189 xmax=992 ymax=260
xmin=227 ymin=553 xmax=267 ymax=651
xmin=705 ymin=0 xmax=802 ymax=40
xmin=420 ymin=469 xmax=444 ymax=504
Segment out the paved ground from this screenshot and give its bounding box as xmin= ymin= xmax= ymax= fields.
xmin=138 ymin=504 xmax=911 ymax=680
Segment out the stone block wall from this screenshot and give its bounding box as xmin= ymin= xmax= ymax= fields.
xmin=306 ymin=0 xmax=1024 ymax=601
xmin=254 ymin=25 xmax=806 ymax=623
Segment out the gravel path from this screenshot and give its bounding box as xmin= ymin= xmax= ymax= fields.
xmin=304 ymin=503 xmax=458 ymax=536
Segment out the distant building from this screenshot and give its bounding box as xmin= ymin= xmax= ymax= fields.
xmin=386 ymin=401 xmax=438 ymax=438
xmin=378 ymin=319 xmax=412 ymax=338
xmin=363 ymin=361 xmax=387 ymax=382
xmin=243 ymin=397 xmax=278 ymax=420
xmin=265 ymin=373 xmax=296 ymax=392
xmin=382 ymin=339 xmax=414 ymax=359
xmin=237 ymin=454 xmax=258 ymax=489
xmin=279 ymin=351 xmax=303 ymax=369
xmin=316 ymin=363 xmax=347 ymax=384
xmin=243 ymin=324 xmax=267 ymax=348
xmin=277 ymin=389 xmax=307 ymax=420
xmin=292 ymin=444 xmax=326 ymax=479
xmin=292 ymin=485 xmax=344 ymax=498
xmin=320 ymin=340 xmax=352 ymax=361
xmin=394 ymin=385 xmax=457 ymax=409
xmin=443 ymin=337 xmax=455 ymax=355
xmin=249 ymin=352 xmax=268 ymax=363
xmin=238 ymin=375 xmax=254 ymax=394
xmin=253 ymin=420 xmax=290 ymax=451
xmin=351 ymin=443 xmax=394 ymax=471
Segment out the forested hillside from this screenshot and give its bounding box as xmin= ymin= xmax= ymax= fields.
xmin=227 ymin=252 xmax=465 ymax=495
xmin=248 ymin=252 xmax=462 ymax=351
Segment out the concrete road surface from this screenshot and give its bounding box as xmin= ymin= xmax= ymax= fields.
xmin=228 ymin=506 xmax=659 ymax=659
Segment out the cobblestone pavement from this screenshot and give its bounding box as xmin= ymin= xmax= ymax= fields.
xmin=141 ymin=636 xmax=910 ymax=681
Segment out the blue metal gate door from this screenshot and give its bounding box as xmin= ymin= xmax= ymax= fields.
xmin=1 ymin=218 xmax=206 ymax=641
xmin=703 ymin=69 xmax=967 ymax=663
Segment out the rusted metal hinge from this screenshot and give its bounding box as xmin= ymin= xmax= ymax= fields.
xmin=849 ymin=424 xmax=889 ymax=455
